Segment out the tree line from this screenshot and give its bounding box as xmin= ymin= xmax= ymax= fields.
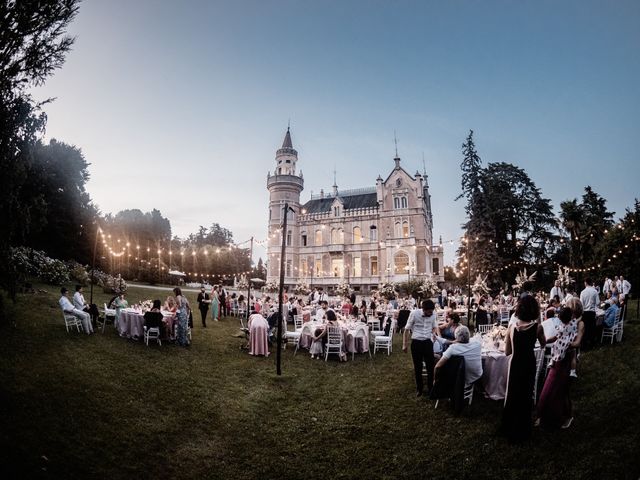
xmin=455 ymin=130 xmax=639 ymax=293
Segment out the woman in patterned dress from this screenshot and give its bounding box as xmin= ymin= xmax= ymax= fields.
xmin=173 ymin=287 xmax=191 ymax=347
xmin=211 ymin=285 xmax=220 ymax=321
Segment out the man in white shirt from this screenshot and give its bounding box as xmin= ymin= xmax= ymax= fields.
xmin=549 ymin=280 xmax=564 ymax=302
xmin=620 ymin=276 xmax=631 ymax=299
xmin=315 ymin=300 xmax=328 ymax=322
xmin=59 ymin=287 xmax=93 ymax=334
xmin=603 ymin=277 xmax=613 ymax=296
xmin=434 ymin=325 xmax=482 ymax=386
xmin=615 ymin=276 xmax=622 ymax=294
xmin=579 ymin=278 xmax=599 ymax=349
xmin=403 ymin=300 xmax=438 ymax=396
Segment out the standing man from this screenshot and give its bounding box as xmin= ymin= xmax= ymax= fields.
xmin=549 ymin=280 xmax=565 ymax=303
xmin=60 ymin=287 xmax=93 ymax=334
xmin=620 ymin=276 xmax=631 ymax=300
xmin=403 ymin=299 xmax=438 ymax=397
xmin=603 ymin=276 xmax=613 ymax=297
xmin=197 ymin=286 xmax=210 ymax=328
xmin=579 ymin=278 xmax=600 ymax=350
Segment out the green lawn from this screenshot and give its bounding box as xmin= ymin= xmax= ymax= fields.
xmin=1 ymin=284 xmax=639 ymax=480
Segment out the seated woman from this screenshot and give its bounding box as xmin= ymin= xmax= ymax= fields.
xmin=164 ymin=295 xmax=177 ymax=313
xmin=310 ymin=310 xmax=346 ymax=361
xmin=143 ymin=300 xmax=166 ymax=338
xmin=438 ymin=312 xmax=461 ymax=341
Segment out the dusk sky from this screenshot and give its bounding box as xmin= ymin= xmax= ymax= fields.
xmin=33 ymin=0 xmax=640 ymax=265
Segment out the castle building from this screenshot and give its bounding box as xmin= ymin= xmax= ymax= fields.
xmin=266 ymin=128 xmax=444 ymax=293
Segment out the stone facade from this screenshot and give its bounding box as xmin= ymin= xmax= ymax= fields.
xmin=266 ymin=128 xmax=444 ymax=293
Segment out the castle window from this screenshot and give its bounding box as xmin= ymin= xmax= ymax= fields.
xmin=339 ymin=229 xmax=344 ymax=243
xmin=394 ymin=221 xmax=401 ymax=238
xmin=301 ymin=233 xmax=307 ymax=246
xmin=401 ymin=197 xmax=408 ymax=208
xmin=286 ymin=259 xmax=292 ymax=277
xmin=432 ymin=258 xmax=440 ymax=276
xmin=315 ymin=230 xmax=322 ymax=246
xmin=286 ymin=230 xmax=292 ymax=246
xmin=353 ymin=226 xmax=362 ymax=243
xmin=394 ymin=197 xmax=400 ymax=209
xmin=285 ymin=160 xmax=291 ymax=163
xmin=334 ymin=206 xmax=340 ymax=217
xmin=370 ymin=256 xmax=378 ymax=276
xmin=370 ymin=225 xmax=377 ymax=241
xmin=402 ymin=221 xmax=409 ymax=238
xmin=353 ymin=257 xmax=361 ymax=277
xmin=331 ymin=228 xmax=338 ymax=244
xmin=278 ymin=168 xmax=282 ymax=174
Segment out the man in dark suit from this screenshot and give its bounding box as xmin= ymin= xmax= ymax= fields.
xmin=219 ymin=286 xmax=228 ymax=317
xmin=197 ymin=286 xmax=210 ymax=327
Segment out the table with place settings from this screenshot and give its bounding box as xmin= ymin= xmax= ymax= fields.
xmin=298 ymin=320 xmax=369 ymax=354
xmin=117 ymin=308 xmax=176 ymax=339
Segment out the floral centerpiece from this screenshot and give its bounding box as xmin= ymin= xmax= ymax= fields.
xmin=335 ymin=280 xmax=351 ymax=297
xmin=419 ymin=277 xmax=439 ymax=298
xmin=236 ymin=274 xmax=249 ymax=290
xmin=471 ymin=274 xmax=489 ymax=296
xmin=294 ymin=280 xmax=311 ymax=296
xmin=512 ymin=268 xmax=537 ymax=292
xmin=556 ymin=266 xmax=574 ymax=288
xmin=140 ymin=300 xmax=154 ymax=312
xmin=263 ymin=280 xmax=279 ymax=293
xmin=378 ymin=282 xmax=397 ymax=300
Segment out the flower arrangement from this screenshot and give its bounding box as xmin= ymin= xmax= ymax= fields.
xmin=140 ymin=299 xmax=154 ymax=312
xmin=263 ymin=280 xmax=279 ymax=293
xmin=378 ymin=282 xmax=397 ymax=300
xmin=236 ymin=274 xmax=249 ymax=290
xmin=556 ymin=266 xmax=574 ymax=288
xmin=488 ymin=325 xmax=508 ymax=341
xmin=294 ymin=280 xmax=311 ymax=296
xmin=419 ymin=277 xmax=439 ymax=298
xmin=335 ymin=280 xmax=351 ymax=297
xmin=512 ymin=268 xmax=537 ymax=291
xmin=471 ymin=274 xmax=489 ymax=295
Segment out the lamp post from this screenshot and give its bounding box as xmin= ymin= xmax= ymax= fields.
xmin=277 ymin=203 xmax=294 ymax=376
xmin=89 ymin=225 xmax=100 ymax=305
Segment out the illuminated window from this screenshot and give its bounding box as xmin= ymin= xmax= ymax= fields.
xmin=315 ymin=230 xmax=322 ymax=245
xmin=402 ymin=221 xmax=409 ymax=238
xmin=394 ymin=251 xmax=409 ymax=274
xmin=353 ymin=226 xmax=362 ymax=243
xmin=370 ymin=225 xmax=377 ymax=241
xmin=370 ymin=256 xmax=378 ymax=276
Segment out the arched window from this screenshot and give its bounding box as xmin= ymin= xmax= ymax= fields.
xmin=339 ymin=229 xmax=344 ymax=243
xmin=394 ymin=222 xmax=401 ymax=238
xmin=334 ymin=206 xmax=340 ymax=217
xmin=301 ymin=232 xmax=307 ymax=246
xmin=394 ymin=197 xmax=400 ymax=209
xmin=315 ymin=230 xmax=322 ymax=246
xmin=401 ymin=197 xmax=408 ymax=208
xmin=331 ymin=228 xmax=338 ymax=244
xmin=402 ymin=221 xmax=409 ymax=238
xmin=394 ymin=251 xmax=409 ymax=274
xmin=370 ymin=225 xmax=377 ymax=241
xmin=286 ymin=230 xmax=292 ymax=246
xmin=353 ymin=226 xmax=362 ymax=243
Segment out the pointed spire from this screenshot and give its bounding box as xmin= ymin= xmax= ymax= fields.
xmin=282 ymin=127 xmax=293 ymax=149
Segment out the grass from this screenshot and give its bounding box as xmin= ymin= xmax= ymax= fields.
xmin=1 ymin=284 xmax=639 ymax=480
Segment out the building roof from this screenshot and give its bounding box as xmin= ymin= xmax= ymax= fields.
xmin=302 ymin=192 xmax=378 ymax=214
xmin=282 ymin=128 xmax=293 ymax=148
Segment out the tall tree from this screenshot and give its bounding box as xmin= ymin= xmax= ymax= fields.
xmin=0 ymin=0 xmax=79 ymax=299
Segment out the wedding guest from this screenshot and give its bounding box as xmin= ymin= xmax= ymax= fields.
xmin=73 ymin=285 xmax=99 ymax=326
xmin=59 ymin=287 xmax=93 ymax=334
xmin=620 ymin=276 xmax=631 ymax=301
xmin=248 ymin=312 xmax=270 ymax=356
xmin=564 ymin=297 xmax=584 ymax=378
xmin=173 ymin=287 xmax=191 ymax=347
xmin=549 ymin=280 xmax=564 ymax=302
xmin=315 ymin=300 xmax=328 ymax=322
xmin=475 ymin=298 xmax=489 ymax=326
xmin=197 ymin=286 xmax=210 ymax=328
xmin=564 ymin=285 xmax=576 ymax=304
xmin=434 ymin=325 xmax=482 ymax=386
xmin=113 ymin=292 xmax=129 ymax=327
xmin=603 ymin=277 xmax=613 ymax=296
xmin=143 ymin=299 xmax=166 ymax=338
xmin=219 ymin=285 xmax=228 ymax=317
xmin=579 ymin=278 xmax=599 ymax=350
xmin=403 ymin=300 xmax=438 ymax=397
xmin=211 ymin=286 xmax=220 ymax=322
xmin=310 ymin=310 xmax=345 ymax=361
xmin=536 ymin=307 xmax=576 ymax=429
xmin=603 ymin=296 xmax=620 ymax=328
xmin=164 ymin=296 xmax=177 ymax=313
xmin=438 ymin=312 xmax=460 ymax=342
xmin=501 ymin=295 xmax=546 ymax=443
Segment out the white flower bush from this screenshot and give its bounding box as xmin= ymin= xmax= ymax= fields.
xmin=335 ymin=280 xmax=351 ymax=297
xmin=294 ymin=280 xmax=311 ymax=296
xmin=471 ymin=274 xmax=489 ymax=295
xmin=419 ymin=278 xmax=440 ymax=298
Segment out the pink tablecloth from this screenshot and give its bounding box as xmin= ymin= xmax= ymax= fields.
xmin=481 ymin=352 xmax=509 ymax=400
xmin=299 ymin=324 xmax=369 ymax=353
xmin=118 ymin=310 xmax=175 ymax=339
xmin=249 ymin=316 xmax=270 ymax=356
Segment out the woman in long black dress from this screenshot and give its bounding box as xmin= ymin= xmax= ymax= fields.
xmin=501 ymin=295 xmax=546 ymax=443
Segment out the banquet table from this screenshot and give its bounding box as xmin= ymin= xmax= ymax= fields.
xmin=298 ymin=321 xmax=369 ymax=354
xmin=118 ymin=309 xmax=176 ymax=339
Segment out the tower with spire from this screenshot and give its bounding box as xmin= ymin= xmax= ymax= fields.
xmin=266 ymin=127 xmax=304 ymax=280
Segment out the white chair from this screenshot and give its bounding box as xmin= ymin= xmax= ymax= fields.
xmin=601 ymin=308 xmax=623 ymax=344
xmin=324 ymin=326 xmax=343 ymax=361
xmin=351 ymin=324 xmax=371 ymax=360
xmin=367 ymin=316 xmax=381 ymax=331
xmin=187 ymin=324 xmax=192 ymax=341
xmin=144 ymin=326 xmax=161 ymax=346
xmin=434 ymin=383 xmax=475 ymax=409
xmin=436 ymin=310 xmax=446 ymax=323
xmin=533 ymin=347 xmax=545 ymax=405
xmin=476 ymin=324 xmax=493 ymax=335
xmin=100 ymin=303 xmax=116 ymax=333
xmin=373 ymin=319 xmax=396 ymax=355
xmin=498 ymin=308 xmax=510 ymax=326
xmin=296 ymin=324 xmax=313 ymax=355
xmin=62 ymin=311 xmax=81 ymax=333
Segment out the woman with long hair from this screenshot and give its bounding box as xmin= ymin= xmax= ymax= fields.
xmin=173 ymin=287 xmax=191 ymax=347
